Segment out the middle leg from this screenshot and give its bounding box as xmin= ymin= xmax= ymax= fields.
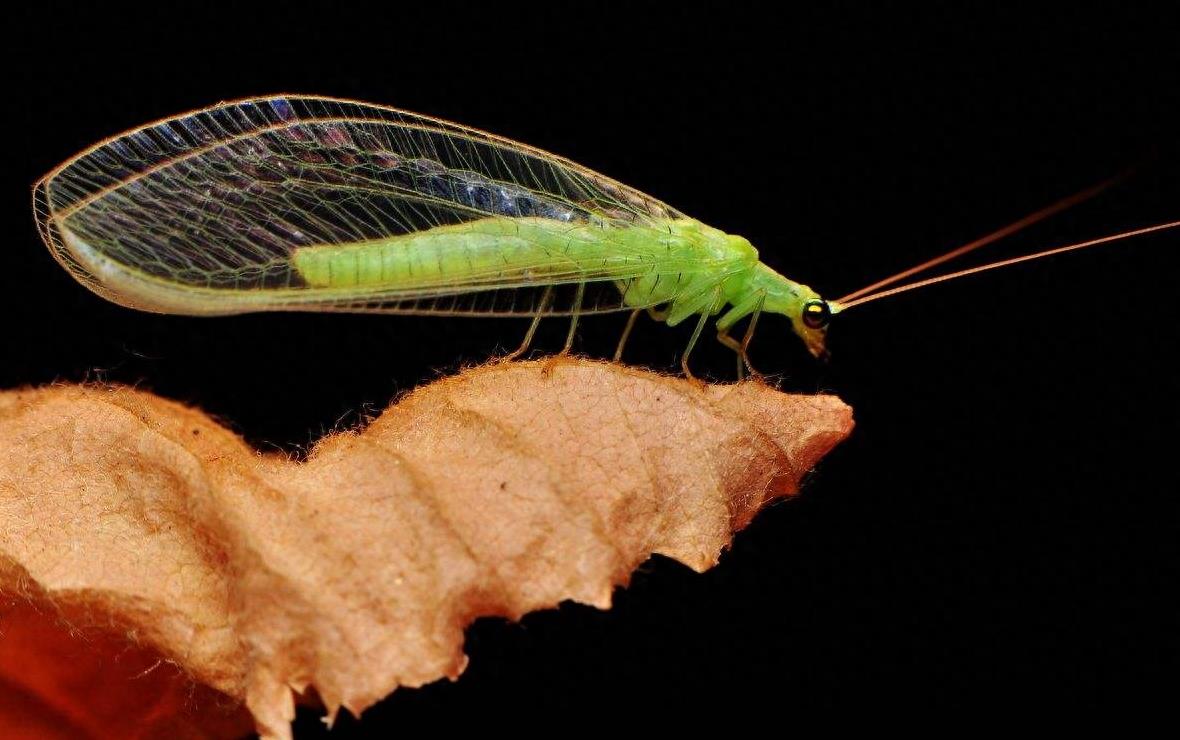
xmin=560 ymin=281 xmax=586 ymax=356
xmin=543 ymin=282 xmax=586 ymax=375
xmin=678 ymin=284 xmax=725 ymax=384
xmin=613 ymin=308 xmax=643 ymax=362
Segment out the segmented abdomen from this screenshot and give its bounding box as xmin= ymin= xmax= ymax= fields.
xmin=291 ymin=217 xmax=612 ymax=289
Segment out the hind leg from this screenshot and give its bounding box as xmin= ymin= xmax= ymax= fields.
xmin=504 ymin=285 xmax=553 ymax=361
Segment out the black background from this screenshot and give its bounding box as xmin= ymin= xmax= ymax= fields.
xmin=5 ymin=4 xmax=1178 ymax=732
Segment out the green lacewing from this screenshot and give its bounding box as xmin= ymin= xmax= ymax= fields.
xmin=32 ymin=95 xmax=1180 ymax=377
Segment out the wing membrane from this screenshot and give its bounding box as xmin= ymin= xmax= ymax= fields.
xmin=34 ymin=95 xmax=731 ymax=316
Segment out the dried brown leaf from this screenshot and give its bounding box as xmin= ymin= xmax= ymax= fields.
xmin=0 ymin=358 xmax=853 ymax=738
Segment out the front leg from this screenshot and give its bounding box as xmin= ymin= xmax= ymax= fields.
xmin=715 ymin=291 xmax=766 ymax=380
xmin=716 ymin=330 xmax=761 ymax=381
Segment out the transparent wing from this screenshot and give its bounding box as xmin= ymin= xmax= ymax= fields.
xmin=34 ymin=95 xmax=733 ymax=317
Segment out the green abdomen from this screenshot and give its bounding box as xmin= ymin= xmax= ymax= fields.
xmin=290 ymin=217 xmax=745 ymax=296
xmin=291 ymin=217 xmax=637 ymax=290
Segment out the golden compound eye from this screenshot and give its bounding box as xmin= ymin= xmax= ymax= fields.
xmin=802 ymin=300 xmax=831 ymax=329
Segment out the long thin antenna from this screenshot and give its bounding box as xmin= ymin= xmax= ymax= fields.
xmin=836 ymin=220 xmax=1180 ymax=311
xmin=836 ymin=176 xmax=1123 ymax=304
